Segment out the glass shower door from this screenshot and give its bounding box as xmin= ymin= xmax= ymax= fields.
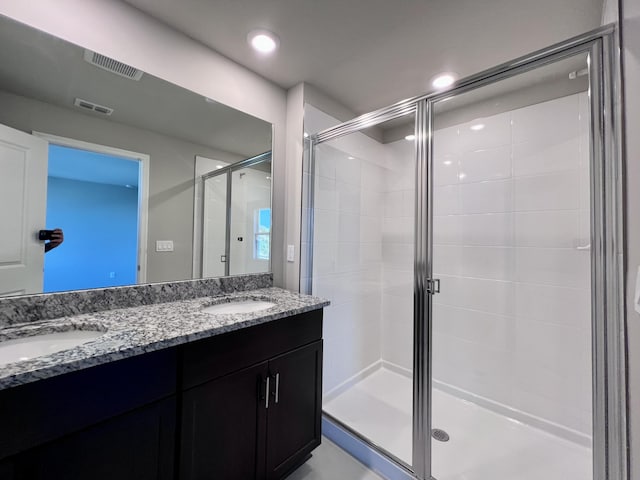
xmin=429 ymin=52 xmax=593 ymax=480
xmin=200 ymin=153 xmax=272 ymax=278
xmin=229 ymin=161 xmax=272 ymax=275
xmin=309 ymin=112 xmax=417 ymax=467
xmin=202 ymin=171 xmax=228 ymax=278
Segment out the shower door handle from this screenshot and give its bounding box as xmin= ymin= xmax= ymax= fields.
xmin=426 ymin=278 xmax=440 ymax=294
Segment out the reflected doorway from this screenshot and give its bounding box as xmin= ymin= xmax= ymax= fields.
xmin=37 ymin=133 xmax=149 ymax=292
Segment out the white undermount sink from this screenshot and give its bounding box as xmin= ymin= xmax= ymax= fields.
xmin=0 ymin=330 xmax=105 ymax=367
xmin=202 ymin=299 xmax=275 ymax=315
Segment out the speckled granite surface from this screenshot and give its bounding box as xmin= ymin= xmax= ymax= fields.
xmin=0 ymin=273 xmax=272 ymax=327
xmin=0 ymin=287 xmax=329 ymax=391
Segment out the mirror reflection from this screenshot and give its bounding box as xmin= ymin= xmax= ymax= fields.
xmin=0 ymin=16 xmax=273 ymax=296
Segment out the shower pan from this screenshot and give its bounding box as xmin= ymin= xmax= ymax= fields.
xmin=302 ymin=26 xmax=625 ymax=480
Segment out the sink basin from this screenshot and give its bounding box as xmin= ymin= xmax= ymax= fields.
xmin=202 ymin=299 xmax=275 ymax=315
xmin=0 ymin=330 xmax=104 ymax=367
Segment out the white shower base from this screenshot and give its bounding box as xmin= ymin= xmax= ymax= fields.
xmin=323 ymin=368 xmax=592 ymax=480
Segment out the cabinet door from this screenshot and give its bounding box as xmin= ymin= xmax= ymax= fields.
xmin=180 ymin=361 xmax=269 ymax=480
xmin=16 ymin=397 xmax=176 ymax=480
xmin=0 ymin=459 xmax=15 ymax=480
xmin=266 ymin=341 xmax=322 ymax=479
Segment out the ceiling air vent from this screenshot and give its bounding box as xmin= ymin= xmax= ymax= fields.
xmin=83 ymin=50 xmax=144 ymax=81
xmin=74 ymin=98 xmax=114 ymax=116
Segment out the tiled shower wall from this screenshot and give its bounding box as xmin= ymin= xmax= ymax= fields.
xmin=303 ymin=114 xmax=389 ymax=393
xmin=429 ymin=92 xmax=592 ymax=436
xmin=380 ymin=139 xmax=415 ymax=371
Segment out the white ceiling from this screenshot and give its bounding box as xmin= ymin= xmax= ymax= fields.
xmin=123 ymin=0 xmax=604 ymax=115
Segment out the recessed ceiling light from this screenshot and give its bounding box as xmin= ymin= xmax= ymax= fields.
xmin=248 ymin=29 xmax=279 ymax=54
xmin=348 ymin=156 xmax=355 ymax=160
xmin=432 ymin=73 xmax=457 ymax=89
xmin=216 ymin=165 xmax=223 ymax=169
xmin=405 ymin=134 xmax=416 ymax=141
xmin=470 ymin=123 xmax=485 ymax=131
xmin=266 ymin=176 xmax=271 ymax=180
xmin=443 ymin=160 xmax=452 ymax=166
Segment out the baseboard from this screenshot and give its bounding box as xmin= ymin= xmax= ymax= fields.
xmin=322 ymin=360 xmax=383 ymax=404
xmin=381 ymin=360 xmax=412 ymax=378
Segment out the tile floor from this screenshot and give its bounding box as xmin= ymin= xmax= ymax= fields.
xmin=324 ymin=368 xmax=592 ymax=480
xmin=288 ymin=436 xmax=384 ymax=480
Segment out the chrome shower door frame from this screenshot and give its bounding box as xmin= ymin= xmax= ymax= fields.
xmin=307 ymin=24 xmax=626 ymax=480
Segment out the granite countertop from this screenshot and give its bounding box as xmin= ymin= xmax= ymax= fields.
xmin=0 ymin=287 xmax=329 ymax=391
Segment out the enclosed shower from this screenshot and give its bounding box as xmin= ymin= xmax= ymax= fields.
xmin=301 ymin=28 xmax=625 ymax=480
xmin=194 ymin=152 xmax=272 ymax=278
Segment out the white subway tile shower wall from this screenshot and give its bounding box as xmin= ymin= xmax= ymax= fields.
xmin=312 ymin=138 xmax=389 ymax=393
xmin=380 ymin=139 xmax=415 ymax=371
xmin=428 ymin=92 xmax=592 ymax=436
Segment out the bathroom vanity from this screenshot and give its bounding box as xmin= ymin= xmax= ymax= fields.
xmin=0 ymin=281 xmax=327 ymax=480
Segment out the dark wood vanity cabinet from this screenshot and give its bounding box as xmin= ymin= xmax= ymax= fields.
xmin=0 ymin=349 xmax=177 ymax=480
xmin=265 ymin=341 xmax=323 ymax=479
xmin=180 ymin=310 xmax=323 ymax=480
xmin=13 ymin=398 xmax=177 ymax=480
xmin=0 ymin=308 xmax=323 ymax=480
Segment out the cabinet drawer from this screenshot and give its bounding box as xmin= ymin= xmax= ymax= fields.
xmin=0 ymin=348 xmax=176 ymax=460
xmin=181 ymin=309 xmax=322 ymax=390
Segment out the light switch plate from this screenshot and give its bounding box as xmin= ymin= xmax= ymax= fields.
xmin=156 ymin=240 xmax=174 ymax=252
xmin=287 ymin=244 xmax=295 ymax=262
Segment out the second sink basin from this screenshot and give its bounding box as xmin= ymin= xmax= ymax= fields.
xmin=202 ymin=299 xmax=275 ymax=315
xmin=0 ymin=330 xmax=105 ymax=367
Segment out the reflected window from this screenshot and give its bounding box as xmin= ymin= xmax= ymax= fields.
xmin=254 ymin=208 xmax=271 ymax=260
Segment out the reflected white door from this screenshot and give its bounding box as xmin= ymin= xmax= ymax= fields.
xmin=202 ymin=172 xmax=228 ymax=278
xmin=0 ymin=123 xmax=48 ymax=296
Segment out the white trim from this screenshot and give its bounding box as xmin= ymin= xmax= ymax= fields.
xmin=381 ymin=360 xmax=413 ymax=378
xmin=322 ymin=360 xmax=382 ymax=404
xmin=432 ymin=379 xmax=592 ymax=447
xmin=326 ymin=360 xmax=591 ymax=448
xmin=192 ymin=158 xmax=202 ymax=279
xmin=33 ymin=132 xmax=150 ymax=284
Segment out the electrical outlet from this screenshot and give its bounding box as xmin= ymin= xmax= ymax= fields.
xmin=109 ymin=272 xmax=116 ymax=279
xmin=156 ymin=240 xmax=174 ymax=252
xmin=287 ymin=244 xmax=295 ymax=262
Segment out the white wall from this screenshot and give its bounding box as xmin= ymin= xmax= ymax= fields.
xmin=0 ymin=0 xmax=287 ymax=286
xmin=286 ymin=83 xmax=364 ymax=293
xmin=0 ymin=90 xmax=244 ymax=283
xmin=284 ymin=84 xmax=305 ymax=291
xmin=427 ymin=93 xmax=592 ymax=436
xmin=621 ymin=0 xmax=640 ymax=475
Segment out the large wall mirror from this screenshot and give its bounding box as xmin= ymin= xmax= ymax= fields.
xmin=0 ymin=15 xmax=273 ymax=297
